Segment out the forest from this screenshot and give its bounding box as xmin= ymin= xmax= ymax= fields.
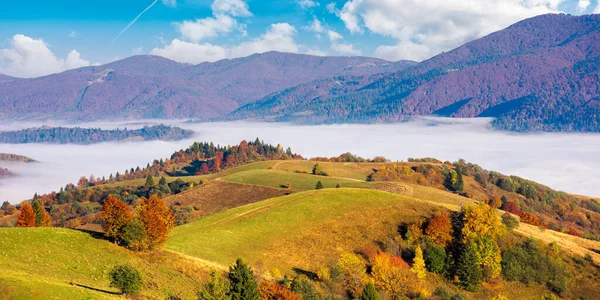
xmin=0 ymin=125 xmax=193 ymax=144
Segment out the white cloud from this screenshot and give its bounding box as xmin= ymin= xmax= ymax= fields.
xmin=178 ymin=15 xmax=245 ymax=43
xmin=68 ymin=31 xmax=77 ymax=38
xmin=132 ymin=47 xmax=144 ymax=55
xmin=327 ymin=30 xmax=343 ymax=41
xmin=307 ymin=18 xmax=325 ymax=33
xmin=230 ymin=23 xmax=299 ymax=58
xmin=577 ymin=0 xmax=591 ymax=11
xmin=150 ymin=39 xmax=227 ymax=64
xmin=326 ymin=2 xmax=338 ymax=13
xmin=298 ymin=0 xmax=319 ymax=9
xmin=305 ymin=48 xmax=328 ymax=56
xmin=0 ymin=34 xmax=90 ymax=78
xmin=336 ymin=0 xmax=567 ymax=61
xmin=162 ymin=0 xmax=177 ymax=7
xmin=331 ymin=43 xmax=361 ymax=55
xmin=593 ymin=1 xmax=600 ymax=13
xmin=211 ymin=0 xmax=252 ymax=17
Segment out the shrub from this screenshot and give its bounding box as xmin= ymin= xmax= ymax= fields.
xmin=501 ymin=213 xmax=519 ymax=230
xmin=259 ymin=281 xmax=300 ymax=300
xmin=291 ymin=275 xmax=321 ymax=300
xmin=121 ymin=220 xmax=149 ymax=251
xmin=315 ymin=181 xmax=324 ymax=190
xmin=109 ymin=265 xmax=143 ymax=295
xmin=361 ymin=283 xmax=380 ymax=300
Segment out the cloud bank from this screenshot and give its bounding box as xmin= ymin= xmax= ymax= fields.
xmin=2 ymin=119 xmax=600 ymax=204
xmin=0 ymin=35 xmax=90 ymax=78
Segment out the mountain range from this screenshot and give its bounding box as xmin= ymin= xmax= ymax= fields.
xmin=0 ymin=13 xmax=599 ymax=132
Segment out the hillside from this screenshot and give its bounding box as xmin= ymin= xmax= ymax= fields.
xmin=229 ymin=14 xmax=600 ymax=132
xmin=0 ymin=52 xmax=412 ymax=121
xmin=0 ymin=74 xmax=15 ymax=83
xmin=0 ymin=228 xmax=209 ymax=299
xmin=0 ymin=153 xmax=36 ymax=162
xmin=0 ymin=125 xmax=193 ymax=144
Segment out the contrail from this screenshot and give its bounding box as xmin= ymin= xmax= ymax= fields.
xmin=112 ymin=0 xmax=158 ymax=43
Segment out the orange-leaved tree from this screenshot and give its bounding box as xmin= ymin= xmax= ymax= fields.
xmin=259 ymin=281 xmax=300 ymax=300
xmin=137 ymin=195 xmax=175 ymax=249
xmin=424 ymin=212 xmax=452 ymax=247
xmin=371 ymin=252 xmax=420 ymax=299
xmin=101 ymin=195 xmax=134 ymax=242
xmin=16 ymin=202 xmax=36 ymax=227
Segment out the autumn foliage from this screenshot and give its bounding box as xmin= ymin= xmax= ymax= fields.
xmin=16 ymin=202 xmax=36 ymax=227
xmin=371 ymin=252 xmax=420 ymax=298
xmin=101 ymin=195 xmax=134 ymax=241
xmin=424 ymin=212 xmax=453 ymax=246
xmin=259 ymin=281 xmax=300 ymax=300
xmin=137 ymin=195 xmax=175 ymax=248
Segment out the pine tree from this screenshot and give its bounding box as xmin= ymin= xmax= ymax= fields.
xmin=198 ymin=269 xmax=229 ymax=300
xmin=456 ymin=240 xmax=482 ymax=292
xmin=145 ymin=174 xmax=155 ymax=187
xmin=16 ymin=201 xmax=36 ymax=227
xmin=315 ymin=181 xmax=324 ymax=190
xmin=455 ymin=170 xmax=464 ymax=191
xmin=158 ymin=176 xmax=167 ymax=186
xmin=361 ymin=283 xmax=380 ymax=300
xmin=32 ymin=196 xmax=45 ymax=227
xmin=228 ymin=258 xmax=259 ymax=300
xmin=411 ymin=245 xmax=427 ymax=280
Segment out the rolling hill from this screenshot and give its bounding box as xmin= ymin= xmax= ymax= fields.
xmin=229 ymin=14 xmax=600 ymax=132
xmin=0 ymin=53 xmax=413 ymax=121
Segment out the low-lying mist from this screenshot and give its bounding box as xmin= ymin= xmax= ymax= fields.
xmin=1 ymin=118 xmax=600 ymax=203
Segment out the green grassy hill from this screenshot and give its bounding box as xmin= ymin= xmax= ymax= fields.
xmin=166 ymin=189 xmax=438 ymax=271
xmin=0 ymin=228 xmax=208 ymax=299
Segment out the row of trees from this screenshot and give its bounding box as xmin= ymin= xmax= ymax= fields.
xmin=102 ymin=194 xmax=175 ymax=251
xmin=15 ymin=195 xmax=51 ymax=227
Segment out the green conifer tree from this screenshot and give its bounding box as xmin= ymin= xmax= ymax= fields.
xmin=145 ymin=174 xmax=155 ymax=187
xmin=361 ymin=283 xmax=380 ymax=300
xmin=315 ymin=181 xmax=324 ymax=190
xmin=228 ymin=258 xmax=259 ymax=300
xmin=198 ymin=269 xmax=229 ymax=300
xmin=158 ymin=176 xmax=167 ymax=186
xmin=456 ymin=240 xmax=482 ymax=292
xmin=32 ymin=195 xmax=44 ymax=227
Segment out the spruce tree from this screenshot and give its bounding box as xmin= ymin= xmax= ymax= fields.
xmin=361 ymin=283 xmax=380 ymax=300
xmin=158 ymin=176 xmax=167 ymax=186
xmin=198 ymin=269 xmax=229 ymax=300
xmin=145 ymin=174 xmax=155 ymax=187
xmin=455 ymin=169 xmax=464 ymax=191
xmin=456 ymin=240 xmax=482 ymax=292
xmin=315 ymin=181 xmax=324 ymax=190
xmin=32 ymin=195 xmax=44 ymax=227
xmin=228 ymin=258 xmax=259 ymax=300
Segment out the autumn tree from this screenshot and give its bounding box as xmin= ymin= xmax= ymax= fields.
xmin=213 ymin=151 xmax=224 ymax=172
xmin=312 ymin=164 xmax=322 ymax=175
xmin=338 ymin=252 xmax=368 ymax=298
xmin=411 ymin=245 xmax=427 ymax=280
xmin=137 ymin=195 xmax=175 ymax=249
xmin=424 ymin=212 xmax=452 ymax=246
xmin=461 ymin=202 xmax=503 ymax=243
xmin=228 ymin=258 xmax=259 ymax=300
xmin=258 ymin=281 xmax=300 ymax=300
xmin=16 ymin=201 xmax=36 ymax=227
xmin=198 ymin=269 xmax=230 ymax=300
xmin=474 ymin=237 xmax=502 ymax=280
xmin=102 ymin=195 xmax=134 ymax=242
xmin=489 ymin=196 xmax=502 ymax=209
xmin=371 ymin=252 xmax=420 ymax=299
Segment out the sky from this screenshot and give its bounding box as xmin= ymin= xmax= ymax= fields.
xmin=0 ymin=0 xmax=598 ymax=77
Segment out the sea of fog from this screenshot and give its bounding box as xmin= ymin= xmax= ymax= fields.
xmin=1 ymin=118 xmax=600 ymax=203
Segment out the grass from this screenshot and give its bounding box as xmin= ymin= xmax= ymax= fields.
xmin=269 ymin=160 xmax=381 ymax=181
xmin=166 ymin=188 xmax=438 ymax=273
xmin=222 ymin=169 xmax=372 ymax=192
xmin=0 ymin=228 xmax=209 ymax=299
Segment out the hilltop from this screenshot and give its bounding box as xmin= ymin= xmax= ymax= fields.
xmin=0 ymin=153 xmax=36 ymax=163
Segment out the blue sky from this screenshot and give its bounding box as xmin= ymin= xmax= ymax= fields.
xmin=0 ymin=0 xmax=597 ymax=77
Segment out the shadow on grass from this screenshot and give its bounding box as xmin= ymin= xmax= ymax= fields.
xmin=292 ymin=268 xmax=318 ymax=280
xmin=70 ymin=282 xmax=121 ymax=295
xmin=73 ymin=228 xmax=112 ymax=242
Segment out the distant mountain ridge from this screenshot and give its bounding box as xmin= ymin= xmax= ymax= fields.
xmin=229 ymin=14 xmax=600 ymax=132
xmin=0 ymin=52 xmax=413 ymax=121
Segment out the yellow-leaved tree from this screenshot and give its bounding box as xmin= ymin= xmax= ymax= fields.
xmin=411 ymin=245 xmax=427 ymax=280
xmin=337 ymin=252 xmax=368 ymax=298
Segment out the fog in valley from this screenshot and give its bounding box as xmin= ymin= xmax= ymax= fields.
xmin=1 ymin=118 xmax=600 ymax=203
